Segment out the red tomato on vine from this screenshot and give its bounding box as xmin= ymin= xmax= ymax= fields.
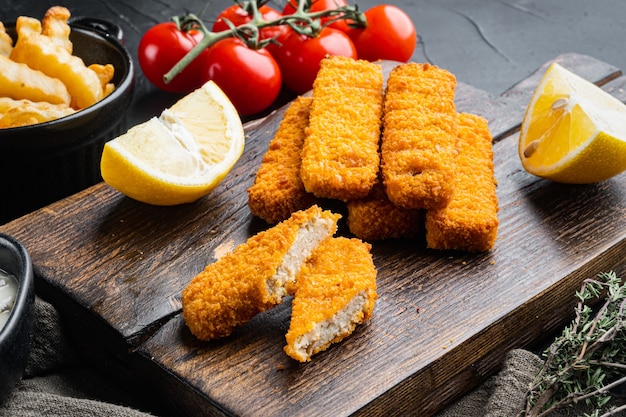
xmin=272 ymin=27 xmax=357 ymax=94
xmin=347 ymin=5 xmax=417 ymax=62
xmin=200 ymin=38 xmax=282 ymax=116
xmin=138 ymin=22 xmax=206 ymax=93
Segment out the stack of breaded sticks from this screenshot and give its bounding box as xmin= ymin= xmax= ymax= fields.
xmin=248 ymin=56 xmax=499 ymax=252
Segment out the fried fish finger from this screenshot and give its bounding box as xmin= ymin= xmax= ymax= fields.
xmin=300 ymin=56 xmax=384 ymax=201
xmin=346 ymin=179 xmax=423 ymax=241
xmin=182 ymin=205 xmax=341 ymax=341
xmin=425 ymin=113 xmax=499 ymax=252
xmin=248 ymin=96 xmax=318 ymax=224
xmin=381 ymin=63 xmax=458 ymax=209
xmin=285 ymin=237 xmax=377 ymax=362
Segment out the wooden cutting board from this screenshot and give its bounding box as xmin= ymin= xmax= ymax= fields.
xmin=2 ymin=53 xmax=625 ymax=417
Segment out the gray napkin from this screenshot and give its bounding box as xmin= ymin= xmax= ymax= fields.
xmin=0 ymin=297 xmax=154 ymax=417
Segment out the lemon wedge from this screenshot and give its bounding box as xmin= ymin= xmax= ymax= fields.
xmin=101 ymin=81 xmax=245 ymax=205
xmin=519 ymin=62 xmax=626 ymax=183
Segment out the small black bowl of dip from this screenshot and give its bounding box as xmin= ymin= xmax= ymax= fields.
xmin=0 ymin=233 xmax=34 ymax=403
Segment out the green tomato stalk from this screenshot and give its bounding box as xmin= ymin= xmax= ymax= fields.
xmin=163 ymin=0 xmax=367 ymax=85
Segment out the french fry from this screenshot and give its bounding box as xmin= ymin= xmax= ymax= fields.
xmin=89 ymin=63 xmax=115 ymax=97
xmin=0 ymin=96 xmax=75 ymax=128
xmin=0 ymin=7 xmax=116 ymax=128
xmin=0 ymin=22 xmax=13 ymax=57
xmin=41 ymin=6 xmax=72 ymax=54
xmin=0 ymin=55 xmax=71 ymax=105
xmin=10 ymin=12 xmax=105 ymax=109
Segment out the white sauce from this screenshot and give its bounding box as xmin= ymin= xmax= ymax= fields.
xmin=0 ymin=269 xmax=17 ymax=332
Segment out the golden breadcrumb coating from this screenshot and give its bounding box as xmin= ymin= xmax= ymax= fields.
xmin=381 ymin=62 xmax=458 ymax=209
xmin=425 ymin=113 xmax=499 ymax=252
xmin=300 ymin=56 xmax=384 ymax=201
xmin=248 ymin=96 xmax=318 ymax=224
xmin=284 ymin=237 xmax=377 ymax=362
xmin=346 ymin=179 xmax=423 ymax=240
xmin=182 ymin=205 xmax=341 ymax=341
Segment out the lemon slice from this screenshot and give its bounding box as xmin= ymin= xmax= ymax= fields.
xmin=101 ymin=81 xmax=245 ymax=205
xmin=519 ymin=62 xmax=626 ymax=183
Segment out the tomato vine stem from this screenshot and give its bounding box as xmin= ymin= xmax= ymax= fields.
xmin=163 ymin=0 xmax=366 ymax=84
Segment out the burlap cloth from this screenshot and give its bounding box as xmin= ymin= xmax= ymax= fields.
xmin=1 ymin=297 xmax=624 ymax=417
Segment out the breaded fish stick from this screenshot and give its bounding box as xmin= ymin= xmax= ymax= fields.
xmin=300 ymin=56 xmax=384 ymax=201
xmin=381 ymin=63 xmax=458 ymax=209
xmin=182 ymin=205 xmax=341 ymax=341
xmin=285 ymin=237 xmax=377 ymax=362
xmin=248 ymin=96 xmax=318 ymax=224
xmin=425 ymin=113 xmax=499 ymax=252
xmin=346 ymin=179 xmax=423 ymax=241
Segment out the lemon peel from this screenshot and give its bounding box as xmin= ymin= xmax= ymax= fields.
xmin=519 ymin=63 xmax=626 ymax=183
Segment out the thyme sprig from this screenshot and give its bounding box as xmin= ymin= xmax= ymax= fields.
xmin=163 ymin=0 xmax=366 ymax=84
xmin=520 ymin=271 xmax=626 ymax=417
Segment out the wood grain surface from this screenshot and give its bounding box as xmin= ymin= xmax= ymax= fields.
xmin=1 ymin=53 xmax=625 ymax=417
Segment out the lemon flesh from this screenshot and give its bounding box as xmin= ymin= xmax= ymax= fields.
xmin=101 ymin=81 xmax=245 ymax=206
xmin=519 ymin=63 xmax=626 ymax=183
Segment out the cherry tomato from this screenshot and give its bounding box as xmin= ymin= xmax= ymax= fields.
xmin=282 ymin=0 xmax=350 ymax=31
xmin=213 ymin=4 xmax=286 ymax=43
xmin=273 ymin=27 xmax=357 ymax=94
xmin=138 ymin=22 xmax=206 ymax=93
xmin=347 ymin=5 xmax=417 ymax=63
xmin=200 ymin=38 xmax=282 ymax=116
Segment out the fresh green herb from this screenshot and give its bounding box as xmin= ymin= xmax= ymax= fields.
xmin=521 ymin=271 xmax=626 ymax=417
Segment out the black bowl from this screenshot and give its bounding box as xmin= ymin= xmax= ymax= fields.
xmin=0 ymin=234 xmax=34 ymax=403
xmin=0 ymin=18 xmax=135 ymax=224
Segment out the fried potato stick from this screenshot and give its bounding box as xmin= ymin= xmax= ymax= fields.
xmin=0 ymin=96 xmax=75 ymax=128
xmin=425 ymin=113 xmax=499 ymax=252
xmin=89 ymin=63 xmax=115 ymax=97
xmin=0 ymin=22 xmax=13 ymax=57
xmin=0 ymin=55 xmax=71 ymax=105
xmin=41 ymin=6 xmax=72 ymax=53
xmin=381 ymin=63 xmax=458 ymax=209
xmin=248 ymin=96 xmax=318 ymax=224
xmin=300 ymin=56 xmax=384 ymax=201
xmin=182 ymin=205 xmax=341 ymax=341
xmin=10 ymin=13 xmax=105 ymax=109
xmin=285 ymin=237 xmax=377 ymax=362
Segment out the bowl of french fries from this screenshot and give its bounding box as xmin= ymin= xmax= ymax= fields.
xmin=0 ymin=6 xmax=134 ymax=223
